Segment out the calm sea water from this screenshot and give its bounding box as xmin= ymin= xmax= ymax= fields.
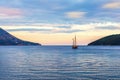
xmin=0 ymin=46 xmax=120 ymax=80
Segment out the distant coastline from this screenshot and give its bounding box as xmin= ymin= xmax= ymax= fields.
xmin=88 ymin=34 xmax=120 ymax=46
xmin=0 ymin=28 xmax=41 ymax=46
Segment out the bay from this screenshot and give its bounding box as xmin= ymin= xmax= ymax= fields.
xmin=0 ymin=46 xmax=120 ymax=80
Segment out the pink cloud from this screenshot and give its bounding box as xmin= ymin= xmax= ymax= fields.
xmin=0 ymin=7 xmax=23 ymax=19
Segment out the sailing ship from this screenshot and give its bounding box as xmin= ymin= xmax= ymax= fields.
xmin=72 ymin=35 xmax=78 ymax=49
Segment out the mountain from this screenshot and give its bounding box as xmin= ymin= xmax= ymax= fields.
xmin=0 ymin=28 xmax=41 ymax=45
xmin=88 ymin=34 xmax=120 ymax=46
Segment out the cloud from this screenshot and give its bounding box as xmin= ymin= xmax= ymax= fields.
xmin=3 ymin=22 xmax=120 ymax=33
xmin=71 ymin=22 xmax=120 ymax=31
xmin=53 ymin=29 xmax=84 ymax=33
xmin=0 ymin=14 xmax=22 ymax=19
xmin=6 ymin=28 xmax=84 ymax=34
xmin=95 ymin=26 xmax=120 ymax=30
xmin=4 ymin=24 xmax=84 ymax=33
xmin=55 ymin=26 xmax=71 ymax=29
xmin=0 ymin=7 xmax=23 ymax=19
xmin=102 ymin=2 xmax=120 ymax=9
xmin=0 ymin=0 xmax=119 ymax=26
xmin=0 ymin=0 xmax=120 ymax=34
xmin=65 ymin=11 xmax=86 ymax=19
xmin=6 ymin=28 xmax=52 ymax=32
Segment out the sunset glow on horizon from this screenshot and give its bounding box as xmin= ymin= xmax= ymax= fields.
xmin=0 ymin=0 xmax=120 ymax=45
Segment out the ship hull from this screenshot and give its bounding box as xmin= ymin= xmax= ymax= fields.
xmin=72 ymin=46 xmax=78 ymax=49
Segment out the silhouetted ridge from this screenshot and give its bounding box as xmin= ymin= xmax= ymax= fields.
xmin=88 ymin=34 xmax=120 ymax=46
xmin=0 ymin=28 xmax=41 ymax=45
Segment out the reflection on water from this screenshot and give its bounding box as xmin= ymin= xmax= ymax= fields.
xmin=0 ymin=46 xmax=120 ymax=80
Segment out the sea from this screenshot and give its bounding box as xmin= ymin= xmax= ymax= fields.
xmin=0 ymin=46 xmax=120 ymax=80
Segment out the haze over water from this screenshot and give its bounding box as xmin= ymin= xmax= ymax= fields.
xmin=0 ymin=46 xmax=120 ymax=80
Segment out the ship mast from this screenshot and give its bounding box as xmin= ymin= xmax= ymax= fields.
xmin=74 ymin=35 xmax=77 ymax=46
xmin=72 ymin=35 xmax=78 ymax=49
xmin=72 ymin=38 xmax=75 ymax=46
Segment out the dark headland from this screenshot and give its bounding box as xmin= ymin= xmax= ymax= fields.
xmin=88 ymin=34 xmax=120 ymax=46
xmin=0 ymin=28 xmax=41 ymax=46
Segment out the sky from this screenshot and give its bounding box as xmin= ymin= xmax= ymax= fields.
xmin=0 ymin=0 xmax=120 ymax=45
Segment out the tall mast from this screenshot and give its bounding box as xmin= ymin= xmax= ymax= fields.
xmin=72 ymin=35 xmax=77 ymax=46
xmin=75 ymin=35 xmax=76 ymax=46
xmin=72 ymin=38 xmax=75 ymax=46
xmin=72 ymin=35 xmax=78 ymax=49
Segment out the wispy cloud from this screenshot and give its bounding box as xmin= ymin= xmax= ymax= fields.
xmin=0 ymin=0 xmax=119 ymax=25
xmin=0 ymin=7 xmax=23 ymax=19
xmin=6 ymin=27 xmax=84 ymax=34
xmin=6 ymin=28 xmax=52 ymax=33
xmin=55 ymin=26 xmax=71 ymax=29
xmin=95 ymin=26 xmax=120 ymax=30
xmin=65 ymin=11 xmax=86 ymax=19
xmin=0 ymin=0 xmax=120 ymax=33
xmin=54 ymin=29 xmax=84 ymax=33
xmin=3 ymin=22 xmax=120 ymax=33
xmin=102 ymin=1 xmax=120 ymax=9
